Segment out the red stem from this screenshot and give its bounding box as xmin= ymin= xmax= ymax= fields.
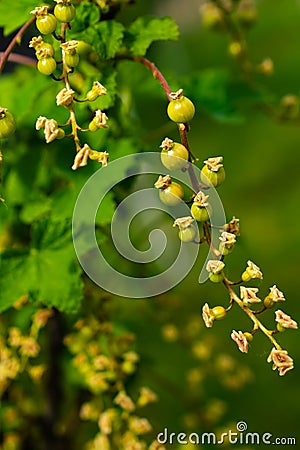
xmin=0 ymin=52 xmax=36 ymax=67
xmin=133 ymin=56 xmax=172 ymax=100
xmin=0 ymin=17 xmax=35 ymax=74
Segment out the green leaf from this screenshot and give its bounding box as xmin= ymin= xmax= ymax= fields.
xmin=0 ymin=0 xmax=39 ymax=35
xmin=78 ymin=20 xmax=124 ymax=59
xmin=0 ymin=218 xmax=83 ymax=313
xmin=125 ymin=16 xmax=179 ymax=56
xmin=181 ymin=69 xmax=244 ymax=123
xmin=70 ymin=1 xmax=100 ymax=33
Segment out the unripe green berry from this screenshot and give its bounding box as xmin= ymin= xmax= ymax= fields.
xmin=178 ymin=225 xmax=197 ymax=243
xmin=191 ymin=204 xmax=210 ymax=222
xmin=167 ymin=89 xmax=195 ymax=123
xmin=212 ymin=306 xmax=226 ymax=320
xmin=65 ymin=52 xmax=79 ymax=67
xmin=209 ymin=272 xmax=224 ymax=283
xmin=276 ymin=323 xmax=286 ymax=333
xmin=54 ymin=4 xmax=76 ymax=23
xmin=159 ymin=182 xmax=184 ymax=206
xmin=0 ymin=108 xmax=16 ymax=139
xmin=160 ymin=140 xmax=189 ymax=171
xmin=36 ymin=14 xmax=57 ymax=35
xmin=201 ymin=165 xmax=225 ymax=187
xmin=243 ymin=332 xmax=253 ymax=342
xmin=263 ymin=295 xmax=274 ymax=309
xmin=241 ymin=271 xmax=251 ymax=282
xmin=37 ymin=57 xmax=57 ymax=75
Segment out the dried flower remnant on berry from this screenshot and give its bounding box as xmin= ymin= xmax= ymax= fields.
xmin=225 ymin=216 xmax=240 ymax=236
xmin=231 ymin=330 xmax=249 ymax=353
xmin=193 ymin=191 xmax=209 ymax=207
xmin=30 ymin=6 xmax=50 ymax=17
xmin=203 ymin=156 xmax=224 ymax=172
xmin=240 ymin=286 xmax=261 ymax=304
xmin=89 ymin=150 xmax=109 ymax=167
xmin=29 ymin=36 xmax=43 ymax=49
xmin=137 ymin=387 xmax=158 ymax=407
xmin=219 ymin=231 xmax=236 ymax=248
xmin=206 ymin=260 xmax=225 ymax=274
xmin=160 ymin=137 xmax=174 ymax=150
xmin=43 ymin=118 xmax=63 ymax=143
xmin=242 ymin=260 xmax=263 ymax=281
xmin=275 ymin=310 xmax=298 ymax=330
xmin=114 ymin=391 xmax=135 ymax=412
xmin=154 ymin=174 xmax=171 ymax=189
xmin=87 ymin=81 xmax=108 ymax=101
xmin=173 ymin=216 xmax=195 ymax=230
xmin=98 ymin=408 xmax=117 ymax=435
xmin=267 ymin=285 xmax=285 ymax=303
xmin=56 ymin=88 xmax=75 ymax=107
xmin=202 ymin=303 xmax=214 ymax=328
xmin=129 ymin=416 xmax=152 ymax=435
xmin=267 ymin=348 xmax=294 ymax=376
xmin=169 ymin=88 xmax=184 ymax=100
xmin=72 ymin=144 xmax=90 ymax=170
xmin=60 ymin=40 xmax=79 ymax=55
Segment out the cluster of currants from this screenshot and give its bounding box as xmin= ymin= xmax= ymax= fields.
xmin=30 ymin=1 xmax=77 ymax=76
xmin=154 ymin=88 xmax=225 ymax=243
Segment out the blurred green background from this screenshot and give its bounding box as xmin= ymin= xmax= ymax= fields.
xmin=115 ymin=0 xmax=300 ymax=445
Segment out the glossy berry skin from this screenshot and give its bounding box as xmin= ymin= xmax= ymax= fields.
xmin=178 ymin=226 xmax=197 ymax=243
xmin=158 ymin=182 xmax=184 ymax=206
xmin=167 ymin=96 xmax=195 ymax=123
xmin=201 ymin=165 xmax=225 ymax=187
xmin=37 ymin=57 xmax=57 ymax=75
xmin=0 ymin=110 xmax=16 ymax=139
xmin=161 ymin=142 xmax=189 ymax=171
xmin=65 ymin=53 xmax=79 ymax=67
xmin=191 ymin=204 xmax=210 ymax=222
xmin=36 ymin=14 xmax=57 ymax=34
xmin=54 ymin=4 xmax=76 ymax=22
xmin=209 ymin=272 xmax=224 ymax=283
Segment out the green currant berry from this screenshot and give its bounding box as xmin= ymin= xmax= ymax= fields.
xmin=243 ymin=332 xmax=253 ymax=342
xmin=158 ymin=182 xmax=184 ymax=206
xmin=201 ymin=165 xmax=225 ymax=187
xmin=191 ymin=204 xmax=210 ymax=222
xmin=209 ymin=272 xmax=224 ymax=283
xmin=161 ymin=142 xmax=189 ymax=171
xmin=178 ymin=226 xmax=197 ymax=243
xmin=276 ymin=323 xmax=286 ymax=333
xmin=37 ymin=57 xmax=57 ymax=75
xmin=263 ymin=295 xmax=274 ymax=309
xmin=36 ymin=14 xmax=57 ymax=34
xmin=54 ymin=4 xmax=76 ymax=22
xmin=167 ymin=96 xmax=195 ymax=123
xmin=212 ymin=306 xmax=226 ymax=320
xmin=65 ymin=52 xmax=79 ymax=67
xmin=0 ymin=108 xmax=16 ymax=139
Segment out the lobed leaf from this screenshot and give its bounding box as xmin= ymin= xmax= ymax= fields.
xmin=125 ymin=16 xmax=179 ymax=56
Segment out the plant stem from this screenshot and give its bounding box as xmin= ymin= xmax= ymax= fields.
xmin=0 ymin=17 xmax=35 ymax=74
xmin=0 ymin=52 xmax=36 ymax=67
xmin=223 ymin=278 xmax=281 ymax=350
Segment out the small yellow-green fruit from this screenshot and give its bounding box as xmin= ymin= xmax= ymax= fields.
xmin=0 ymin=108 xmax=16 ymax=139
xmin=212 ymin=306 xmax=226 ymax=320
xmin=201 ymin=165 xmax=225 ymax=187
xmin=158 ymin=182 xmax=184 ymax=206
xmin=209 ymin=272 xmax=224 ymax=283
xmin=191 ymin=204 xmax=210 ymax=222
xmin=243 ymin=332 xmax=253 ymax=342
xmin=178 ymin=225 xmax=197 ymax=243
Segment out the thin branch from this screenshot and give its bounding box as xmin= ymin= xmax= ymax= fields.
xmin=0 ymin=17 xmax=35 ymax=74
xmin=0 ymin=52 xmax=36 ymax=67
